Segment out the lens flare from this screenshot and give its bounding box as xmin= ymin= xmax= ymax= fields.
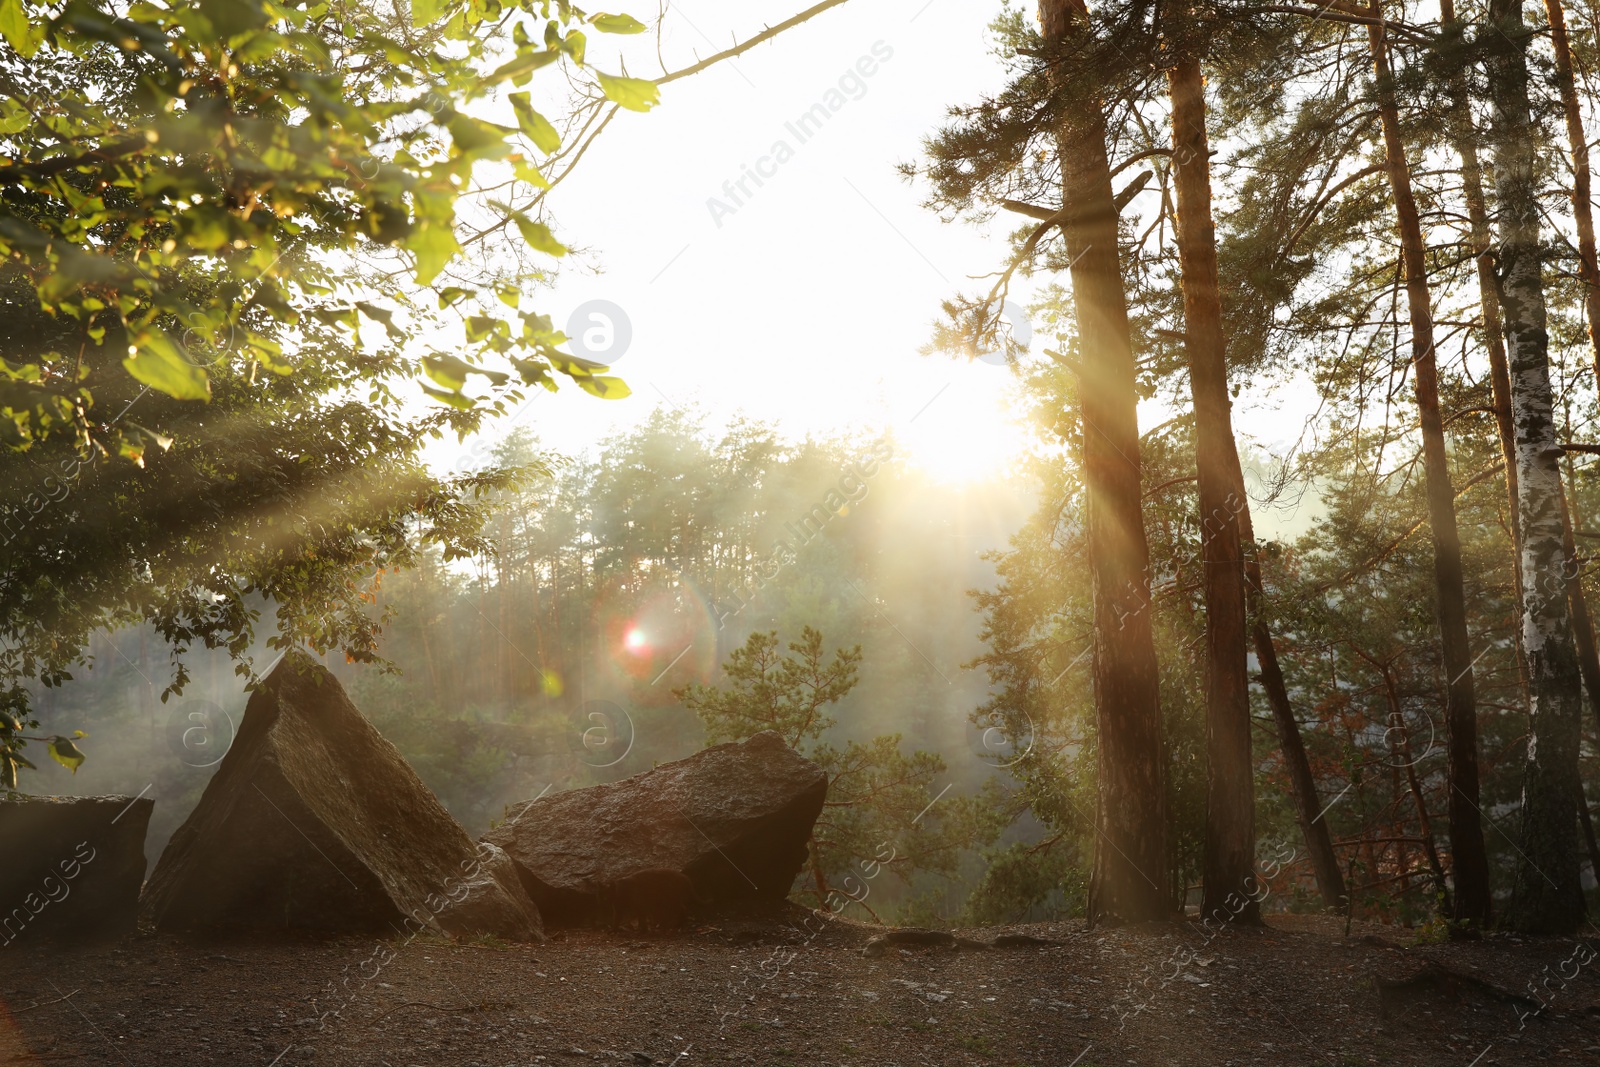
xmin=594 ymin=577 xmax=720 ymax=685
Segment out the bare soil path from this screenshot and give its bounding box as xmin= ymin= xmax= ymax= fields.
xmin=1 ymin=912 xmax=1596 ymax=1066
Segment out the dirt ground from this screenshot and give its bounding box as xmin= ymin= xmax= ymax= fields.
xmin=1 ymin=909 xmax=1597 ymax=1067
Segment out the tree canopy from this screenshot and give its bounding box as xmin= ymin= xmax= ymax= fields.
xmin=0 ymin=0 xmax=658 ymax=785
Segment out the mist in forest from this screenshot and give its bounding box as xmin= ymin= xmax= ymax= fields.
xmin=22 ymin=411 xmax=1044 ymax=921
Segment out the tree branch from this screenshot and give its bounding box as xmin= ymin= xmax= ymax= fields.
xmin=999 ymin=170 xmax=1152 ymax=223
xmin=1314 ymin=461 xmax=1505 ymax=591
xmin=656 ymin=0 xmax=855 ymax=85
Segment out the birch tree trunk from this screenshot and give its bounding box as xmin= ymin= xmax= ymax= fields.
xmin=1484 ymin=0 xmax=1587 ymax=934
xmin=1041 ymin=0 xmax=1170 ymax=924
xmin=1367 ymin=10 xmax=1492 ymax=926
xmin=1168 ymin=53 xmax=1258 ymax=925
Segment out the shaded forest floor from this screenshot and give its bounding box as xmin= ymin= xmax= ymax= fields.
xmin=1 ymin=909 xmax=1597 ymax=1067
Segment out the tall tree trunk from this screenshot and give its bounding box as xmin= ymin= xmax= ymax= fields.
xmin=1368 ymin=11 xmax=1493 ymax=925
xmin=1441 ymin=0 xmax=1526 ymax=631
xmin=1485 ymin=0 xmax=1587 ymax=934
xmin=1558 ymin=477 xmax=1600 ymax=914
xmin=1041 ymin=0 xmax=1169 ymax=924
xmin=1544 ymin=0 xmax=1600 ymax=378
xmin=1244 ymin=585 xmax=1347 ymax=908
xmin=1168 ymin=54 xmax=1258 ymax=925
xmin=1578 ymin=783 xmax=1600 ymax=908
xmin=1559 ymin=484 xmax=1600 ymax=732
xmin=1221 ymin=420 xmax=1344 ymax=904
xmin=1442 ymin=0 xmax=1537 ymax=733
xmin=1213 ymin=390 xmax=1345 ymax=904
xmin=1355 ymin=644 xmax=1452 ymax=906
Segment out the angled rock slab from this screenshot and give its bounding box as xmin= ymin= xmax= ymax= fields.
xmin=0 ymin=793 xmax=154 ymax=944
xmin=483 ymin=730 xmax=827 ymax=925
xmin=141 ymin=653 xmax=540 ymax=940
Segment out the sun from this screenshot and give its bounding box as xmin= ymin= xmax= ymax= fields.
xmin=896 ymin=369 xmax=1031 ymax=485
xmin=623 ymin=628 xmax=649 ymax=654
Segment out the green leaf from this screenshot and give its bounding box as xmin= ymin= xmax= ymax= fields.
xmin=312 ymin=306 xmax=361 ymax=330
xmin=355 ymin=300 xmax=405 ymax=340
xmin=419 ymin=381 xmax=477 ymax=410
xmin=561 ymin=29 xmax=585 ymax=66
xmin=123 ymin=332 xmax=211 ymax=401
xmin=507 ymin=92 xmax=561 ymax=154
xmin=511 ymin=357 xmax=556 ymax=390
xmin=595 ymin=72 xmax=660 ymax=112
xmin=590 ymin=13 xmax=647 ymax=33
xmin=486 ymin=47 xmax=561 ymax=87
xmin=405 ymin=220 xmax=461 ymax=285
xmin=424 ymin=352 xmax=509 ymax=390
xmin=198 ymin=0 xmax=270 ymax=38
xmin=463 ymin=315 xmax=503 ymax=342
xmin=47 ymin=733 xmax=86 ymax=774
xmin=575 ymin=374 xmax=631 ymax=399
xmin=510 ymin=155 xmax=551 ymax=189
xmin=0 ymin=0 xmax=41 ymax=58
xmin=511 ymin=212 xmax=567 ymax=257
xmin=446 ymin=113 xmax=513 ymax=162
xmin=412 ymin=0 xmax=449 ymax=27
xmin=424 ymin=352 xmax=473 ymax=390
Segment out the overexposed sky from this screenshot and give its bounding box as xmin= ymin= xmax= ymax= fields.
xmin=429 ymin=0 xmax=1048 ymax=482
xmin=425 ymin=0 xmax=1327 ymax=505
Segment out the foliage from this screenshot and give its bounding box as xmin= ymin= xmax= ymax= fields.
xmin=0 ymin=0 xmax=647 ymax=453
xmin=676 ymin=627 xmax=860 ymax=749
xmin=679 ymin=624 xmax=993 ymax=915
xmin=0 ymin=0 xmax=651 ymax=786
xmin=932 ymin=0 xmax=1600 ymax=927
xmin=960 ymin=838 xmax=1085 ymax=925
xmin=239 ymin=411 xmax=1017 ymax=909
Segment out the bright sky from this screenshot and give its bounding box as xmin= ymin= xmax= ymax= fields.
xmin=429 ymin=0 xmax=1048 ymax=484
xmin=422 ymin=0 xmax=1334 ymax=526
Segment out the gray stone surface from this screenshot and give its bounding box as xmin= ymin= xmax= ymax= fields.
xmin=141 ymin=653 xmax=541 ymax=940
xmin=0 ymin=793 xmax=154 ymax=944
xmin=484 ymin=731 xmax=826 ymax=925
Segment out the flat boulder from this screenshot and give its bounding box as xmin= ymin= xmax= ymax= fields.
xmin=1 ymin=793 xmax=154 ymax=944
xmin=141 ymin=653 xmax=541 ymax=940
xmin=484 ymin=730 xmax=826 ymax=925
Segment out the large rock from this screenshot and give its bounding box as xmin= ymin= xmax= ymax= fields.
xmin=141 ymin=653 xmax=540 ymax=940
xmin=0 ymin=793 xmax=154 ymax=944
xmin=484 ymin=730 xmax=826 ymax=925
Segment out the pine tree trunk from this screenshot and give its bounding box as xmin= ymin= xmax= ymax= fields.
xmin=1578 ymin=782 xmax=1600 ymax=902
xmin=1368 ymin=11 xmax=1494 ymax=926
xmin=1168 ymin=54 xmax=1258 ymax=925
xmin=1042 ymin=0 xmax=1170 ymax=924
xmin=1559 ymin=484 xmax=1600 ymax=732
xmin=1237 ymin=493 xmax=1347 ymax=908
xmin=1442 ymin=0 xmax=1534 ymax=715
xmin=1213 ymin=333 xmax=1343 ymax=905
xmin=1544 ymin=0 xmax=1600 ymax=378
xmin=1485 ymin=0 xmax=1587 ymax=934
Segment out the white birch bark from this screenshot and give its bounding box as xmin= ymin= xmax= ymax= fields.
xmin=1485 ymin=0 xmax=1586 ymax=934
